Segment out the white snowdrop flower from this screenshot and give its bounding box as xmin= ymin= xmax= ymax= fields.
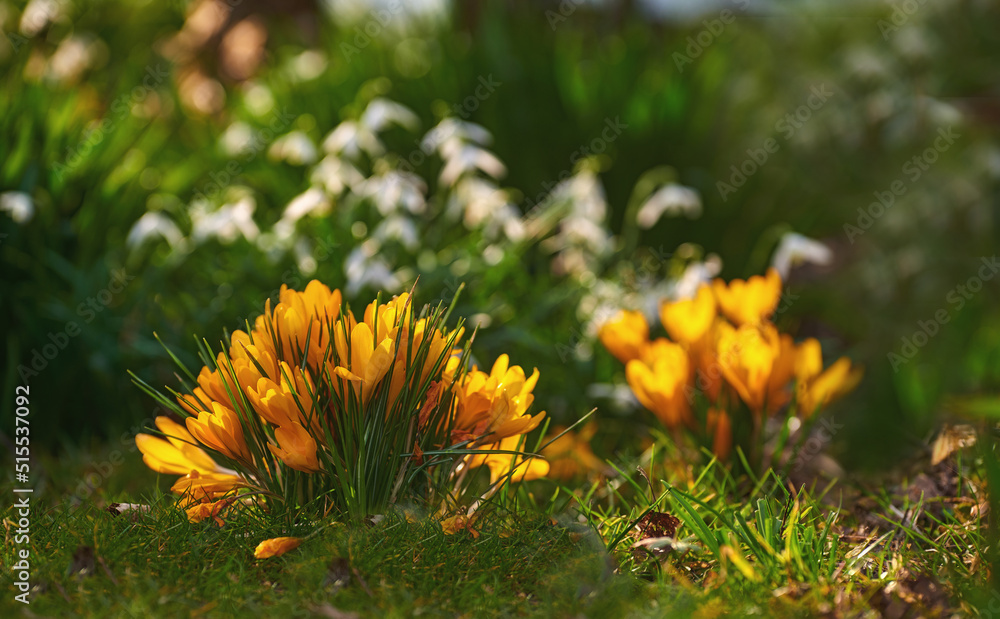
xmin=127 ymin=211 xmax=183 ymax=249
xmin=243 ymin=82 xmax=275 ymax=117
xmin=290 ymin=49 xmax=327 ymax=81
xmin=268 ymin=130 xmax=318 ymax=165
xmin=294 ymin=238 xmax=318 ymax=275
xmin=358 ymin=170 xmax=426 ymax=216
xmin=673 ymin=255 xmax=723 ymax=300
xmin=448 ymin=177 xmax=525 ymax=241
xmin=191 ymin=196 xmax=260 ymax=244
xmin=843 ymin=47 xmax=889 ymax=82
xmin=221 ymin=121 xmax=253 ymax=156
xmin=636 ymin=183 xmax=702 ymax=229
xmin=0 ymin=191 xmax=33 ymax=223
xmin=372 ymin=214 xmax=419 ymax=250
xmin=438 ymin=144 xmax=506 ymax=187
xmin=422 ymin=118 xmax=492 ymax=155
xmin=322 ymin=121 xmax=383 ymax=159
xmin=345 ymin=240 xmax=401 ymax=296
xmin=360 ymin=98 xmax=419 ymax=133
xmin=19 ymin=0 xmax=61 ymax=36
xmin=48 ymin=36 xmax=95 ymax=83
xmin=771 ymin=232 xmax=832 ymax=279
xmin=281 ymin=187 xmax=329 ymax=223
xmin=310 ymin=155 xmax=365 ymax=194
xmin=894 ymin=27 xmax=932 ymax=62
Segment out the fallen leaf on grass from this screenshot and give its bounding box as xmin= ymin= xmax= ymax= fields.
xmin=106 ymin=503 xmax=150 ymax=520
xmin=931 ymin=424 xmax=976 ymax=466
xmin=631 ymin=510 xmax=681 ymax=560
xmin=253 ymin=536 xmax=303 ymax=559
xmin=441 ymin=514 xmax=480 ymax=539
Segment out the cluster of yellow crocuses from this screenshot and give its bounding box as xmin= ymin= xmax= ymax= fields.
xmin=599 ymin=268 xmax=862 ymax=458
xmin=135 ymin=280 xmax=548 ymax=530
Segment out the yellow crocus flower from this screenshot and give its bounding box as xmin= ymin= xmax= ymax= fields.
xmin=267 ymin=421 xmax=321 ymax=473
xmin=598 ymin=309 xmax=649 ymax=364
xmin=659 ymin=284 xmax=717 ymax=345
xmin=332 ymin=322 xmax=395 ymax=403
xmin=185 ymin=401 xmax=252 ymax=464
xmin=135 ymin=416 xmax=230 ymax=476
xmin=466 ymin=435 xmax=550 ymax=485
xmin=716 ymin=323 xmax=780 ymax=413
xmin=625 ymin=338 xmax=692 ymax=430
xmin=796 ymin=351 xmax=863 ymax=417
xmin=712 ymin=267 xmax=782 ymax=326
xmin=451 ymin=354 xmax=546 ymax=444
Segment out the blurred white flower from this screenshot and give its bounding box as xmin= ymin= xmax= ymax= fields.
xmin=190 ymin=196 xmax=260 ymax=244
xmin=268 ymin=130 xmax=318 ymax=165
xmin=439 ymin=144 xmax=506 ymax=187
xmin=673 ymin=255 xmax=722 ymax=300
xmin=0 ymin=191 xmax=33 ymax=223
xmin=242 ymin=82 xmax=275 ymax=117
xmin=422 ymin=118 xmax=492 ymax=156
xmin=19 ymin=0 xmax=62 ymax=36
xmin=322 ymin=121 xmax=383 ymax=159
xmin=294 ymin=238 xmax=318 ymax=275
xmin=48 ymin=35 xmax=97 ymax=83
xmin=636 ymin=183 xmax=701 ymax=229
xmin=536 ymin=171 xmax=612 ymax=278
xmin=372 ymin=214 xmax=419 ymax=250
xmin=127 ymin=211 xmax=183 ymax=249
xmin=282 ymin=187 xmax=330 ymax=223
xmin=221 ymin=121 xmax=253 ymax=156
xmin=771 ymin=232 xmax=832 ymax=278
xmin=310 ymin=155 xmax=365 ymax=194
xmin=290 ymin=49 xmax=327 ymax=82
xmin=447 ymin=177 xmax=524 ymax=241
xmin=345 ymin=240 xmax=401 ymax=296
xmin=358 ymin=170 xmax=426 ymax=215
xmin=360 ymin=98 xmax=419 ymax=133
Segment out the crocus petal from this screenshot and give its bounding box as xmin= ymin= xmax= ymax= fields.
xmin=253 ymin=536 xmax=303 ymax=558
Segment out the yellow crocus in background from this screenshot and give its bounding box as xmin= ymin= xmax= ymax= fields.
xmin=625 ymin=338 xmax=692 ymax=430
xmin=660 ymin=284 xmax=716 ymax=345
xmin=716 ymin=323 xmax=780 ymax=414
xmin=712 ymin=267 xmax=782 ymax=326
xmin=598 ymin=309 xmax=649 ymax=364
